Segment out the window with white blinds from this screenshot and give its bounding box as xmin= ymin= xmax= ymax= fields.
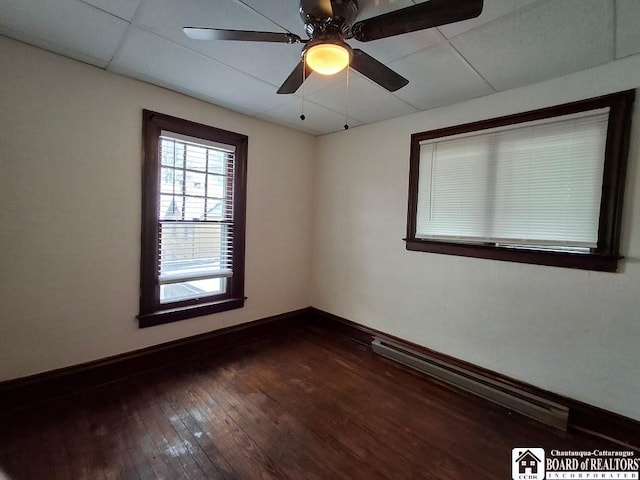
xmin=158 ymin=131 xmax=235 ymax=303
xmin=416 ymin=109 xmax=609 ymax=250
xmin=139 ymin=110 xmax=247 ymax=327
xmin=405 ymin=90 xmax=634 ymax=272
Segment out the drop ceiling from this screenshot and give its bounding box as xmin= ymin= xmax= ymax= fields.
xmin=1 ymin=0 xmax=639 ymax=135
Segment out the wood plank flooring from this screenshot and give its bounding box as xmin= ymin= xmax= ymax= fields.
xmin=0 ymin=325 xmax=625 ymax=479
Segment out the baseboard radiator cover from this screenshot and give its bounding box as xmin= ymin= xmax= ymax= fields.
xmin=371 ymin=337 xmax=569 ymax=431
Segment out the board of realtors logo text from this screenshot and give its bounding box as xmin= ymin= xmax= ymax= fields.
xmin=512 ymin=448 xmax=639 ymax=480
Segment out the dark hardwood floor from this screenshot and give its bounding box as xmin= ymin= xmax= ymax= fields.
xmin=0 ymin=325 xmax=624 ymax=479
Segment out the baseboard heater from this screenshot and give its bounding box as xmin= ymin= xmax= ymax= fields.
xmin=371 ymin=338 xmax=569 ymax=430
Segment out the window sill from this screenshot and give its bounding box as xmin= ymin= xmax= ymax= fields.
xmin=404 ymin=239 xmax=620 ymax=272
xmin=138 ymin=297 xmax=246 ymax=328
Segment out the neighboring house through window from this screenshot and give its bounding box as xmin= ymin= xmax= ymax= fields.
xmin=139 ymin=110 xmax=247 ymax=327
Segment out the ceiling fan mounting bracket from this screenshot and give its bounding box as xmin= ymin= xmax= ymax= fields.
xmin=300 ymin=0 xmax=359 ymax=39
xmin=303 ymin=18 xmax=347 ymax=40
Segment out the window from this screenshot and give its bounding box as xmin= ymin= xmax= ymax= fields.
xmin=139 ymin=110 xmax=247 ymax=327
xmin=405 ymin=91 xmax=635 ymax=271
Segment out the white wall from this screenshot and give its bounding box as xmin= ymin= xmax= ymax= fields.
xmin=312 ymin=54 xmax=640 ymax=421
xmin=0 ymin=36 xmax=314 ymax=380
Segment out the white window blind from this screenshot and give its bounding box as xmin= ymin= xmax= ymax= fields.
xmin=416 ymin=108 xmax=610 ymax=250
xmin=158 ymin=131 xmax=235 ymax=303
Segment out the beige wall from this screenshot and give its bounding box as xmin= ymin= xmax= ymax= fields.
xmin=312 ymin=55 xmax=640 ymax=421
xmin=0 ymin=36 xmax=314 ymax=379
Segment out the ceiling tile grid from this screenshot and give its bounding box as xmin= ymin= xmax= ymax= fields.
xmin=306 ymin=71 xmax=419 ymax=124
xmin=238 ymin=0 xmax=310 ymax=37
xmin=0 ymin=0 xmax=636 ymax=135
xmin=110 ymin=27 xmax=293 ymax=116
xmin=349 ymin=28 xmax=443 ymax=65
xmin=389 ymin=42 xmax=495 ymax=110
xmin=615 ymin=0 xmax=640 ymax=59
xmin=449 ymin=0 xmax=615 ymax=92
xmin=438 ymin=0 xmax=540 ymax=38
xmin=80 ymin=0 xmax=141 ymax=21
xmin=0 ymin=0 xmax=129 ymax=67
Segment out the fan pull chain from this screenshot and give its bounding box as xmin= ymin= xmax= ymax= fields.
xmin=343 ymin=65 xmax=350 ymax=130
xmin=300 ymin=55 xmax=306 ymax=122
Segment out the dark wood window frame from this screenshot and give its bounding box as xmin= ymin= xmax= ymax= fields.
xmin=139 ymin=110 xmax=247 ymax=327
xmin=405 ymin=90 xmax=635 ymax=272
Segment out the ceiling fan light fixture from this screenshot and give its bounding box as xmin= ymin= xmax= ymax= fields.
xmin=305 ymin=42 xmax=351 ymax=75
xmin=185 ymin=0 xmax=484 ymax=94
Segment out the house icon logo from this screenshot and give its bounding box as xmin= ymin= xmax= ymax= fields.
xmin=512 ymin=447 xmax=545 ymax=480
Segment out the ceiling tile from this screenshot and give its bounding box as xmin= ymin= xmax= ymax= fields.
xmin=184 ymin=42 xmax=305 ymax=90
xmin=80 ymin=0 xmax=140 ymax=21
xmin=306 ymin=71 xmax=418 ymax=124
xmin=134 ymin=0 xmax=309 ymax=88
xmin=616 ymin=0 xmax=640 ymax=58
xmin=258 ymin=99 xmax=364 ymax=135
xmin=295 ymin=72 xmax=345 ymax=95
xmin=0 ymin=0 xmax=129 ymax=66
xmin=438 ymin=0 xmax=540 ymax=39
xmin=451 ymin=0 xmax=615 ymax=91
xmin=135 ymin=0 xmax=282 ymax=37
xmin=388 ymin=42 xmax=494 ymax=110
xmin=238 ymin=0 xmax=307 ymax=37
xmin=111 ymin=27 xmax=290 ymax=115
xmin=350 ymin=29 xmax=442 ymax=64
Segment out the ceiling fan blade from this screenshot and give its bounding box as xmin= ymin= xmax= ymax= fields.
xmin=350 ymin=49 xmax=409 ymax=92
xmin=184 ymin=27 xmax=301 ymax=44
xmin=351 ymin=0 xmax=483 ymax=42
xmin=277 ymin=60 xmax=312 ymax=94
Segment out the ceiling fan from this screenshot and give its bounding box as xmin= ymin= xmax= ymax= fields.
xmin=184 ymin=0 xmax=483 ymax=95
